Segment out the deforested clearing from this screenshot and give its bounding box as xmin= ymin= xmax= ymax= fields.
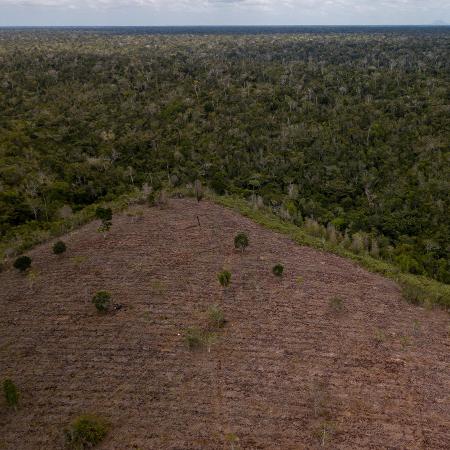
xmin=1 ymin=198 xmax=449 ymax=449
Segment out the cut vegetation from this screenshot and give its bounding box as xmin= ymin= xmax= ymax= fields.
xmin=0 ymin=199 xmax=449 ymax=449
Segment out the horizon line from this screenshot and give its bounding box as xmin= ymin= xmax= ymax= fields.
xmin=0 ymin=24 xmax=449 ymax=27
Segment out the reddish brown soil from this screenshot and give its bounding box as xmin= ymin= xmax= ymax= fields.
xmin=1 ymin=198 xmax=449 ymax=449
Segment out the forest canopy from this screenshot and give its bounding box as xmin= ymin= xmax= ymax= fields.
xmin=0 ymin=28 xmax=449 ymax=282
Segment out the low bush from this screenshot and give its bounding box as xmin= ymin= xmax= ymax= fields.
xmin=3 ymin=379 xmax=19 ymax=409
xmin=92 ymin=291 xmax=112 ymax=313
xmin=13 ymin=256 xmax=31 ymax=272
xmin=64 ymin=414 xmax=109 ymax=449
xmin=272 ymin=264 xmax=284 ymax=277
xmin=53 ymin=241 xmax=67 ymax=255
xmin=217 ymin=270 xmax=231 ymax=288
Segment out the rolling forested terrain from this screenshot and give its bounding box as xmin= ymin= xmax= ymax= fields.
xmin=0 ymin=28 xmax=449 ymax=283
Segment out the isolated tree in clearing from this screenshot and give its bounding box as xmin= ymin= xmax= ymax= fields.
xmin=217 ymin=270 xmax=231 ymax=288
xmin=234 ymin=232 xmax=249 ymax=253
xmin=272 ymin=264 xmax=284 ymax=278
xmin=13 ymin=256 xmax=31 ymax=272
xmin=53 ymin=240 xmax=67 ymax=255
xmin=92 ymin=291 xmax=112 ymax=313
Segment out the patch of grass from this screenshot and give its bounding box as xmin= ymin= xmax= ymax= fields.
xmin=224 ymin=432 xmax=240 ymax=450
xmin=26 ymin=269 xmax=39 ymax=290
xmin=412 ymin=319 xmax=421 ymax=336
xmin=212 ymin=194 xmax=450 ymax=310
xmin=148 ymin=279 xmax=166 ymax=296
xmin=314 ymin=420 xmax=336 ymax=447
xmin=374 ymin=328 xmax=387 ymax=344
xmin=64 ymin=414 xmax=109 ymax=449
xmin=400 ymin=335 xmax=410 ymax=349
xmin=71 ymin=255 xmax=87 ymax=267
xmin=126 ymin=209 xmax=144 ymax=221
xmin=184 ymin=327 xmax=218 ymax=353
xmin=207 ymin=305 xmax=226 ymax=329
xmin=329 ymin=296 xmax=344 ymax=313
xmin=185 ymin=327 xmax=204 ymax=350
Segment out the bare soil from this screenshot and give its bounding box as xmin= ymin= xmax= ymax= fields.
xmin=1 ymin=198 xmax=449 ymax=449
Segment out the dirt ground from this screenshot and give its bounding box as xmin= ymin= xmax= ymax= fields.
xmin=1 ymin=198 xmax=449 ymax=449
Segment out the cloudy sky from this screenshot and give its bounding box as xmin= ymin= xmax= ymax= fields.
xmin=0 ymin=0 xmax=449 ymax=26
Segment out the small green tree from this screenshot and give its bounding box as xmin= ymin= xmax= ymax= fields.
xmin=3 ymin=379 xmax=19 ymax=409
xmin=53 ymin=241 xmax=67 ymax=255
xmin=234 ymin=232 xmax=249 ymax=253
xmin=272 ymin=264 xmax=284 ymax=277
xmin=217 ymin=270 xmax=231 ymax=288
xmin=65 ymin=414 xmax=109 ymax=449
xmin=13 ymin=256 xmax=31 ymax=272
xmin=92 ymin=291 xmax=111 ymax=313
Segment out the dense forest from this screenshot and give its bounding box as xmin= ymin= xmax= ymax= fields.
xmin=0 ymin=29 xmax=449 ymax=282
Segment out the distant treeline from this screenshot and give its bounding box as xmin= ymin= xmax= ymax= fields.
xmin=0 ymin=30 xmax=449 ymax=282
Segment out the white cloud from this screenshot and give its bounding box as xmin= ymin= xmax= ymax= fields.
xmin=0 ymin=0 xmax=448 ymax=25
xmin=0 ymin=0 xmax=447 ymax=10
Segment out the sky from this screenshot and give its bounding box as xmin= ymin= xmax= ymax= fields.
xmin=0 ymin=0 xmax=449 ymax=27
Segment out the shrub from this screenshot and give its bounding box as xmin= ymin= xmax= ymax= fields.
xmin=53 ymin=241 xmax=67 ymax=255
xmin=64 ymin=414 xmax=109 ymax=449
xmin=3 ymin=379 xmax=19 ymax=408
xmin=95 ymin=207 xmax=112 ymax=234
xmin=272 ymin=264 xmax=284 ymax=277
xmin=185 ymin=326 xmax=204 ymax=350
xmin=208 ymin=305 xmax=226 ymax=329
xmin=234 ymin=232 xmax=249 ymax=253
xmin=217 ymin=270 xmax=231 ymax=288
xmin=401 ymin=283 xmax=426 ymax=306
xmin=185 ymin=327 xmax=217 ymax=352
xmin=13 ymin=256 xmax=31 ymax=272
xmin=397 ymin=254 xmax=422 ymax=275
xmin=95 ymin=207 xmax=112 ymax=223
xmin=92 ymin=291 xmax=111 ymax=313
